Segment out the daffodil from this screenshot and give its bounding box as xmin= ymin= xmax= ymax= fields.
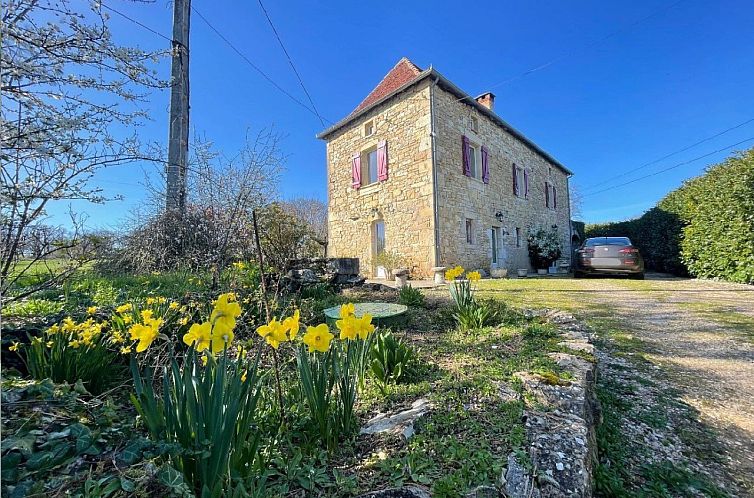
xmin=120 ymin=346 xmax=132 ymax=354
xmin=256 ymin=318 xmax=288 ymax=349
xmin=241 ymin=369 xmax=248 ymax=382
xmin=31 ymin=336 xmax=43 ymax=345
xmin=46 ymin=341 xmax=54 ymax=348
xmin=87 ymin=306 xmax=97 ymax=315
xmin=233 ymin=261 xmax=246 ymax=270
xmin=116 ymin=303 xmax=132 ymax=314
xmin=179 ymin=316 xmax=189 ymax=325
xmin=183 ymin=322 xmax=211 ymax=352
xmin=146 ymin=297 xmax=156 ymax=305
xmin=339 ymin=303 xmax=355 ymax=319
xmin=9 ymin=342 xmax=19 ymax=352
xmin=69 ymin=339 xmax=81 ymax=348
xmin=336 ymin=315 xmax=358 ymax=340
xmin=353 ymin=313 xmax=375 ymax=340
xmin=210 ymin=320 xmax=235 ymax=352
xmin=129 ymin=323 xmax=159 ymax=352
xmin=210 ymin=293 xmax=242 ymax=332
xmin=123 ymin=315 xmax=133 ymax=325
xmin=467 ymin=271 xmax=481 ymax=282
xmin=282 ymin=309 xmax=300 ymax=340
xmin=169 ymin=301 xmax=180 ymax=310
xmin=62 ymin=317 xmax=76 ymax=332
xmin=303 ymin=324 xmax=334 ymax=353
xmin=46 ymin=324 xmax=60 ymax=335
xmin=140 ymin=309 xmax=154 ymax=322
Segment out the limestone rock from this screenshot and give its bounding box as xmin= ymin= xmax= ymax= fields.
xmin=360 ymin=398 xmax=431 ymax=439
xmin=357 ymin=485 xmax=431 ymax=498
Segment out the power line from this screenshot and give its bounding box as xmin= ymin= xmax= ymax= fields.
xmin=583 ymin=136 xmax=754 ymax=197
xmin=191 ymin=5 xmax=330 ymax=124
xmin=257 ymin=0 xmax=326 ymax=127
xmin=582 ymin=117 xmax=754 ymax=192
xmin=99 ymin=2 xmax=173 ymax=43
xmin=455 ymin=0 xmax=686 ymax=105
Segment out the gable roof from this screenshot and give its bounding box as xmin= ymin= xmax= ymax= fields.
xmin=350 ymin=57 xmax=423 ymax=115
xmin=317 ymin=58 xmax=572 ymax=175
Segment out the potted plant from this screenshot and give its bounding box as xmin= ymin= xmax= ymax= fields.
xmin=527 ymin=227 xmax=562 ymax=275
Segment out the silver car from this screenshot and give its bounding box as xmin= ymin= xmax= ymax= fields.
xmin=574 ymin=237 xmax=645 ymax=279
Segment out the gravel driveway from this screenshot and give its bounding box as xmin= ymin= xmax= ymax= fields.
xmin=572 ymin=274 xmax=754 ymax=496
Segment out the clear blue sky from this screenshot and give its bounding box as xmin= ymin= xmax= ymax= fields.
xmin=51 ymin=0 xmax=754 ymax=228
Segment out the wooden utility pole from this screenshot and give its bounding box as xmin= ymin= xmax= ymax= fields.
xmin=166 ymin=0 xmax=190 ymax=211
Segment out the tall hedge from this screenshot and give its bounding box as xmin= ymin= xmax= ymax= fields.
xmin=585 ymin=147 xmax=754 ymax=283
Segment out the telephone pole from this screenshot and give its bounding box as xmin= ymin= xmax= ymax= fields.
xmin=166 ymin=0 xmax=190 ymax=211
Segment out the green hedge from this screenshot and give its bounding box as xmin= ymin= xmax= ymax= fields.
xmin=585 ymin=148 xmax=754 ymax=284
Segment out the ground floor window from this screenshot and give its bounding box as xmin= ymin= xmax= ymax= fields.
xmin=465 ymin=219 xmax=474 ymax=244
xmin=372 ymin=220 xmax=385 ymax=255
xmin=491 ymin=226 xmax=500 ymax=264
xmin=516 ymin=227 xmax=522 ymax=248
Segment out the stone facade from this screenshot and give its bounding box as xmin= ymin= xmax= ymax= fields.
xmin=321 ymin=62 xmax=572 ymax=278
xmin=325 ymin=81 xmax=436 ymax=276
xmin=433 ymin=87 xmax=571 ymax=273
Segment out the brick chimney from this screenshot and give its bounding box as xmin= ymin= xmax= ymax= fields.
xmin=476 ymin=92 xmax=495 ymax=111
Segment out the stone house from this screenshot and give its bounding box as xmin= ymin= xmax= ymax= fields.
xmin=317 ymin=57 xmax=573 ymax=278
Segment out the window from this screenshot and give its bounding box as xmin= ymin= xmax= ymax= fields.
xmin=361 ymin=147 xmax=378 ymax=186
xmin=364 ymin=120 xmax=374 ymax=137
xmin=512 ymin=164 xmax=528 ymax=198
xmin=491 ymin=227 xmax=499 ymax=264
xmin=515 ymin=227 xmax=521 ymax=248
xmin=470 ymin=116 xmax=479 ymax=133
xmin=468 ymin=143 xmax=478 ymax=179
xmin=373 ymin=220 xmax=385 ymax=254
xmin=465 ymin=219 xmax=474 ymax=244
xmin=545 ymin=182 xmax=557 ymax=209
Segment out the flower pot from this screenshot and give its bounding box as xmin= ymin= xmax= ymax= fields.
xmin=517 ymin=269 xmax=528 ymax=278
xmin=537 ymin=269 xmax=547 ymax=275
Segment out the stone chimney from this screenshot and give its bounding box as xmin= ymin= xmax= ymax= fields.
xmin=475 ymin=92 xmax=495 ymax=111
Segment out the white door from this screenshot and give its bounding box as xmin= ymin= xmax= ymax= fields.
xmin=372 ymin=220 xmax=387 ymax=278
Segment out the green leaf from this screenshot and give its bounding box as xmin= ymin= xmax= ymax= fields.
xmin=120 ymin=478 xmax=136 ymax=492
xmin=158 ymin=463 xmax=186 ymax=489
xmin=25 ymin=450 xmax=53 ymax=470
xmin=1 ymin=452 xmax=22 ymax=482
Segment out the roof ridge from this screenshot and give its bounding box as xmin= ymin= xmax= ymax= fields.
xmin=350 ymin=57 xmax=423 ymax=115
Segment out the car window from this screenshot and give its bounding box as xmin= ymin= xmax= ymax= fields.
xmin=585 ymin=237 xmax=631 ymax=246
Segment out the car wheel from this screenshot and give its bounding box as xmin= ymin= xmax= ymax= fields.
xmin=632 ymin=272 xmax=645 ymax=280
xmin=574 ymin=271 xmax=583 ymax=279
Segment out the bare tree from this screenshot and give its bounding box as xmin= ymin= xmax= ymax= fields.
xmin=0 ymin=0 xmax=166 ymax=302
xmin=569 ymin=183 xmax=585 ymax=221
xmin=285 ymin=196 xmax=327 ymax=256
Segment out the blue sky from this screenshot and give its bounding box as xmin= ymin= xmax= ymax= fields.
xmin=49 ymin=0 xmax=754 ymax=228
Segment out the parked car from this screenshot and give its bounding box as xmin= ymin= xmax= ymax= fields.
xmin=574 ymin=237 xmax=645 ymax=279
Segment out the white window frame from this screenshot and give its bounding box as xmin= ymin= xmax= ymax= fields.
xmin=361 ymin=146 xmax=379 ymax=186
xmin=467 ymin=141 xmax=481 ymax=180
xmin=364 ymin=120 xmax=375 ymax=137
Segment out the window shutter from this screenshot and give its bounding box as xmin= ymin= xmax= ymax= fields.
xmin=377 ymin=141 xmax=388 ymax=181
xmin=524 ymin=169 xmax=529 ymax=199
xmin=545 ymin=181 xmax=550 ymax=207
xmin=351 ymin=152 xmax=361 ymax=189
xmin=553 ymin=186 xmax=557 ymax=209
xmin=462 ymin=136 xmax=471 ymax=176
xmin=481 ymin=146 xmax=489 ymax=184
xmin=512 ymin=164 xmax=518 ymax=195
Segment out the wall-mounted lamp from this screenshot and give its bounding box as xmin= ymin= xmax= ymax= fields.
xmin=552 ymin=224 xmax=558 ymax=230
xmin=494 ymin=210 xmax=505 ymax=223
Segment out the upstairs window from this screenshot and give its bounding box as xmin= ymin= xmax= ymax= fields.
xmin=512 ymin=164 xmax=529 ymax=198
xmin=362 ymin=147 xmax=378 ymax=186
xmin=470 ymin=116 xmax=479 ymax=133
xmin=545 ymin=182 xmax=558 ymax=209
xmin=364 ymin=120 xmax=374 ymax=137
xmin=468 ymin=143 xmax=478 ymax=179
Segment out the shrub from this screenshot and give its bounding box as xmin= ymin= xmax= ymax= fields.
xmin=453 ymin=300 xmax=499 ymax=331
xmin=370 ymin=330 xmax=415 ymax=393
xmin=4 ymin=298 xmax=63 ymax=318
xmin=586 ymin=147 xmax=754 ymax=283
xmin=398 ymin=284 xmax=425 ymax=307
xmin=527 ymin=227 xmax=562 ymax=269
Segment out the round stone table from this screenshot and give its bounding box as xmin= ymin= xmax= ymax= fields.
xmin=324 ymin=302 xmax=408 ymax=329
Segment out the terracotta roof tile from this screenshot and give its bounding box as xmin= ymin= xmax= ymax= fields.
xmin=350 ymin=57 xmax=423 ymax=115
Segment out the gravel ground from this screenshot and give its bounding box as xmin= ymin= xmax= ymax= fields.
xmin=578 ymin=274 xmax=754 ymax=496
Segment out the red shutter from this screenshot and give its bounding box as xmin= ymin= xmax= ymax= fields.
xmin=553 ymin=185 xmax=557 ymax=209
xmin=481 ymin=146 xmax=489 ymax=184
xmin=351 ymin=153 xmax=361 ymax=189
xmin=512 ymin=164 xmax=518 ymax=195
xmin=545 ymin=181 xmax=550 ymax=207
xmin=524 ymin=169 xmax=529 ymax=199
xmin=462 ymin=136 xmax=471 ymax=176
xmin=377 ymin=141 xmax=388 ymax=181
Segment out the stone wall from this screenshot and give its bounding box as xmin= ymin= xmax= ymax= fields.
xmin=326 ymin=81 xmax=436 ymax=277
xmin=433 ymin=86 xmax=572 ymax=273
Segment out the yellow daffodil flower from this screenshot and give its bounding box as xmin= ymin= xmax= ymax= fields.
xmin=210 ymin=293 xmax=242 ymax=332
xmin=178 ymin=316 xmax=189 ymax=325
xmin=129 ymin=323 xmax=159 ymax=352
xmin=31 ymin=336 xmax=43 ymax=345
xmin=282 ymin=309 xmax=300 ymax=340
xmin=233 ymin=261 xmax=246 ymax=270
xmin=141 ymin=309 xmax=154 ymax=322
xmin=87 ymin=306 xmax=97 ymax=315
xmin=339 ymin=303 xmax=355 ymax=319
xmin=123 ymin=315 xmax=133 ymax=325
xmin=353 ymin=313 xmax=376 ymax=340
xmin=210 ymin=320 xmax=235 ymax=353
xmin=183 ymin=322 xmax=211 ymax=352
xmin=46 ymin=341 xmax=54 ymax=348
xmin=116 ymin=303 xmax=132 ymax=314
xmin=303 ymin=324 xmax=334 ymax=353
xmin=62 ymin=317 xmax=76 ymax=332
xmin=467 ymin=271 xmax=481 ymax=282
xmin=47 ymin=324 xmax=60 ymax=335
xmin=69 ymin=339 xmax=81 ymax=348
xmin=120 ymin=346 xmax=132 ymax=354
xmin=169 ymin=302 xmax=180 ymax=310
xmin=146 ymin=297 xmax=156 ymax=305
xmin=200 ymin=354 xmax=208 ymax=366
xmin=157 ymin=297 xmax=167 ymax=304
xmin=241 ymin=370 xmax=248 ymax=382
xmin=336 ymin=314 xmax=358 ymax=340
xmin=9 ymin=342 xmax=19 ymax=352
xmin=256 ymin=318 xmax=288 ymax=349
